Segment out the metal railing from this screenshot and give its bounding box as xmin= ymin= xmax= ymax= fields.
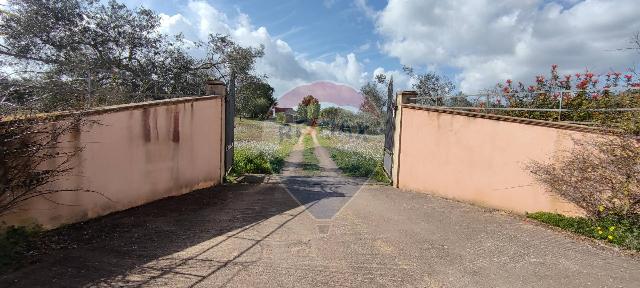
xmin=407 ymin=87 xmax=640 ymax=123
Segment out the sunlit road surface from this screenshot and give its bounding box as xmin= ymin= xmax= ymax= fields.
xmin=2 ymin=129 xmax=638 ymax=287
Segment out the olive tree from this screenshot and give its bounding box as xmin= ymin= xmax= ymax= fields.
xmin=0 ymin=0 xmax=265 ymax=110
xmin=403 ymin=65 xmax=455 ymax=106
xmin=236 ymin=75 xmax=275 ymax=119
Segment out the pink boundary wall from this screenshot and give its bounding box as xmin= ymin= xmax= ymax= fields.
xmin=393 ymin=98 xmax=596 ymax=216
xmin=2 ymin=95 xmax=225 ymax=228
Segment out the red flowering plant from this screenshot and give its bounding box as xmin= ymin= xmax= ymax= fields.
xmin=494 ymin=65 xmax=640 ymax=134
xmin=527 ymin=67 xmax=640 ymax=229
xmin=495 ymin=65 xmax=569 ymax=120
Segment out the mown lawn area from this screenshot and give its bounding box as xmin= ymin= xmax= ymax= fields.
xmin=527 ymin=212 xmax=640 ymax=251
xmin=317 ymin=129 xmax=390 ymax=183
xmin=301 ymin=133 xmax=320 ymax=172
xmin=231 ymin=118 xmax=300 ymax=176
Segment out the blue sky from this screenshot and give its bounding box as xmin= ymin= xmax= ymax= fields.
xmin=129 ymin=1 xmax=392 ymax=67
xmin=121 ymin=0 xmax=640 ymax=99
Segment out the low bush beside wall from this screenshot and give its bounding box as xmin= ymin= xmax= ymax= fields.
xmin=0 ymin=225 xmax=41 ymax=273
xmin=231 ymin=119 xmax=299 ymax=175
xmin=527 ymin=212 xmax=640 ymax=251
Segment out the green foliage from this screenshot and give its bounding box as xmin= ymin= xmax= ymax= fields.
xmin=236 ymin=76 xmax=276 ymax=119
xmin=231 ymin=119 xmax=297 ymax=176
xmin=527 ymin=212 xmax=595 ymax=235
xmin=494 ymin=91 xmax=640 ymax=134
xmin=358 ymin=79 xmax=391 ymax=133
xmin=588 ymin=92 xmax=640 ymax=135
xmin=527 ymin=212 xmax=640 ymax=251
xmin=0 ymin=0 xmax=265 ymax=112
xmin=360 ymin=82 xmax=385 ymax=117
xmin=493 ymin=66 xmax=640 ymax=135
xmin=231 ymin=139 xmax=295 ymax=176
xmin=319 ymin=107 xmax=342 ymax=123
xmin=326 ymin=149 xmax=376 ymax=177
xmin=0 ymin=225 xmax=41 ymax=272
xmin=371 ymin=163 xmax=392 ymax=184
xmin=319 ymin=106 xmax=351 ymax=129
xmin=319 ymin=106 xmax=383 ymax=134
xmin=296 ymin=103 xmax=307 ymax=122
xmin=275 ymin=112 xmax=286 ymax=124
xmin=300 ymin=95 xmax=319 ymax=106
xmin=402 ymin=66 xmax=456 ymax=106
xmin=307 ymin=102 xmax=320 ymax=125
xmin=231 ymin=148 xmax=273 ymax=174
xmin=295 ymin=95 xmax=321 ymax=125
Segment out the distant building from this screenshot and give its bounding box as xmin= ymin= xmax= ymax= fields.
xmin=271 ymin=106 xmax=295 ymax=123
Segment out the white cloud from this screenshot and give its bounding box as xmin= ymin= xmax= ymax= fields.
xmin=157 ymin=1 xmax=369 ymax=98
xmin=371 ymin=67 xmax=414 ymax=92
xmin=357 ymin=42 xmax=371 ymax=52
xmin=376 ymin=0 xmax=640 ymax=92
xmin=354 ymin=0 xmax=378 ymax=20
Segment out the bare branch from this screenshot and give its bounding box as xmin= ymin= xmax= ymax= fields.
xmin=529 ymin=134 xmax=640 ymax=221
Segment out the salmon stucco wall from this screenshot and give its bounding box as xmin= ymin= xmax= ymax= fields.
xmin=396 ymin=106 xmax=589 ymax=216
xmin=1 ymin=96 xmax=224 ymax=228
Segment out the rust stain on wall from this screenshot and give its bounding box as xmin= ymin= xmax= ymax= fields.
xmin=190 ymin=102 xmax=195 ymax=123
xmin=153 ymin=109 xmax=160 ymax=142
xmin=0 ymin=98 xmax=224 ymax=229
xmin=172 ymin=109 xmax=180 ymax=143
xmin=142 ymin=108 xmax=151 ymax=142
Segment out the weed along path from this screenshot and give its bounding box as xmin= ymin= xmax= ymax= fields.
xmin=2 ymin=128 xmax=640 ymax=287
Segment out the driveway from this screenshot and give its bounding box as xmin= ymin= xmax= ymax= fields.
xmin=1 ymin=132 xmax=638 ymax=287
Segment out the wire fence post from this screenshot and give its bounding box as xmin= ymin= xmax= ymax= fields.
xmin=558 ymin=88 xmax=563 ymax=122
xmin=485 ymin=93 xmax=490 ymax=112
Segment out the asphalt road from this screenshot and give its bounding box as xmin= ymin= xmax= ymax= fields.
xmin=2 ymin=131 xmax=639 ymax=287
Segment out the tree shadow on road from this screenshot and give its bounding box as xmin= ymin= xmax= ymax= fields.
xmin=281 ymin=175 xmax=368 ymax=221
xmin=0 ymin=182 xmax=326 ymax=287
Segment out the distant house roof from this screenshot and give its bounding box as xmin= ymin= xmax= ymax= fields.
xmin=274 ymin=107 xmax=295 ymax=114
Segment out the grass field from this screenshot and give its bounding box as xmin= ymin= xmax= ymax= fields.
xmin=317 ymin=129 xmax=389 ymax=183
xmin=301 ymin=133 xmax=320 ymax=173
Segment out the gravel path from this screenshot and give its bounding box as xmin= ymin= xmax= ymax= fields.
xmin=1 ymin=128 xmax=638 ymax=287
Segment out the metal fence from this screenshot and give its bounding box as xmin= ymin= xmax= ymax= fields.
xmin=408 ymin=87 xmax=640 ymax=124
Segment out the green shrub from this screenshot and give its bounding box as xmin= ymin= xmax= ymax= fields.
xmin=527 ymin=212 xmax=640 ymax=251
xmin=230 ymin=138 xmax=296 ymax=176
xmin=0 ymin=225 xmax=41 ymax=272
xmin=231 ymin=148 xmax=273 ymax=174
xmin=232 ymin=119 xmax=298 ymax=176
xmin=371 ymin=162 xmax=392 ymax=184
